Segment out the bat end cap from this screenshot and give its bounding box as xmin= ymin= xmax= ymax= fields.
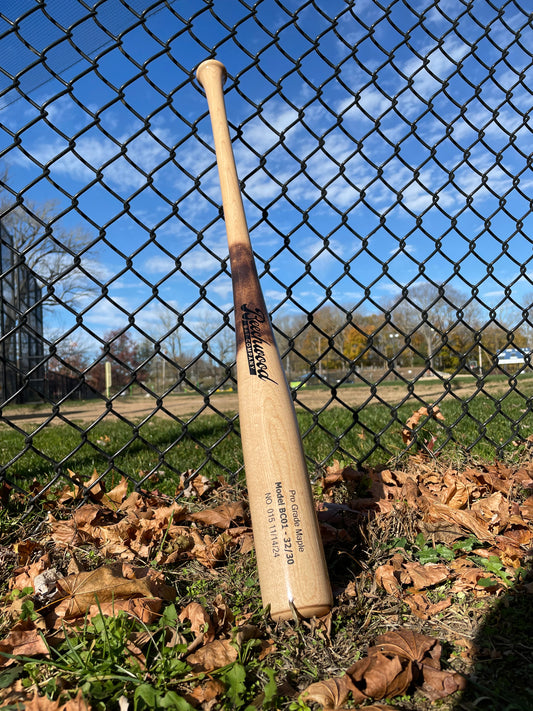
xmin=196 ymin=59 xmax=227 ymax=89
xmin=269 ymin=603 xmax=332 ymax=622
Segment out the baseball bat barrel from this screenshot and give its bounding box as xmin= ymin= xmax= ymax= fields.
xmin=196 ymin=59 xmax=332 ymax=620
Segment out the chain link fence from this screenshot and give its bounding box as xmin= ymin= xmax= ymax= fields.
xmin=1 ymin=0 xmax=533 ymax=501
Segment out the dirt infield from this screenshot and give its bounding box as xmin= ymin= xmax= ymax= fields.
xmin=3 ymin=375 xmax=528 ymax=429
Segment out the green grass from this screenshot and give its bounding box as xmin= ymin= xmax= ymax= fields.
xmin=0 ymin=598 xmax=277 ymax=711
xmin=300 ymin=388 xmax=533 ymax=465
xmin=2 ymin=389 xmax=533 ymax=497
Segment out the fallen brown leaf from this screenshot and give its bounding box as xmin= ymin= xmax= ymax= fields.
xmin=179 ymin=602 xmax=215 ymax=646
xmin=370 ymin=628 xmax=440 ymax=665
xmin=23 ymin=692 xmax=63 ymax=711
xmin=52 ymin=565 xmax=175 ymax=619
xmin=402 ymin=405 xmax=444 ymax=445
xmin=400 ymin=561 xmax=449 ymax=589
xmin=300 ymin=675 xmax=355 ymax=709
xmin=0 ymin=620 xmax=50 ymax=668
xmin=103 ymin=476 xmax=129 ymax=508
xmin=404 ymin=593 xmax=452 ymax=619
xmin=185 ymin=679 xmax=226 ymax=710
xmin=374 ymin=554 xmax=404 ymax=596
xmin=13 ymin=540 xmax=43 ymax=566
xmin=369 ymin=628 xmax=466 ymax=700
xmin=179 ymin=471 xmax=213 ymax=498
xmin=186 ymin=638 xmax=238 ymax=672
xmin=375 ymin=557 xmax=449 ymax=596
xmin=9 ymin=553 xmax=52 ymax=592
xmin=24 ymin=689 xmax=91 ymax=710
xmin=211 ymin=594 xmax=235 ymax=634
xmin=420 ymin=664 xmax=466 ymax=701
xmin=187 ymin=501 xmax=247 ymax=528
xmin=347 ymin=652 xmax=413 ymax=704
xmin=421 ymin=498 xmax=495 ymax=544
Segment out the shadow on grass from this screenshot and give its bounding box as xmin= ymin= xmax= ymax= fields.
xmin=454 ymin=566 xmax=533 ymax=711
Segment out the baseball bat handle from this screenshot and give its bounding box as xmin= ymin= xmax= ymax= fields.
xmin=196 ymin=59 xmax=332 ymax=620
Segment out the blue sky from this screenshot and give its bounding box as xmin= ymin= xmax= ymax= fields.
xmin=1 ymin=0 xmax=532 ymax=356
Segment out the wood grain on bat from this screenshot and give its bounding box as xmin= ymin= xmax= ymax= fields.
xmin=196 ymin=59 xmax=332 ymax=620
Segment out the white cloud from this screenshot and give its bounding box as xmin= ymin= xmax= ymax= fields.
xmin=265 ymin=287 xmax=288 ymax=302
xmin=336 ymin=88 xmax=391 ymax=129
xmin=143 ymin=254 xmax=176 ymax=274
xmin=404 ymin=37 xmax=470 ymax=98
xmin=389 ymin=243 xmax=416 ymax=256
xmin=13 ymin=122 xmax=172 ymax=192
xmin=207 ymin=278 xmax=232 ymax=298
xmin=81 ymin=297 xmax=131 ymax=333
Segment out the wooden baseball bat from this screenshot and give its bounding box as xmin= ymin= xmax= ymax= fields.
xmin=196 ymin=59 xmax=332 ymax=621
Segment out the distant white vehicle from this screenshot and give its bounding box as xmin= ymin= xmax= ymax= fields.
xmin=497 ymin=348 xmax=531 ymax=365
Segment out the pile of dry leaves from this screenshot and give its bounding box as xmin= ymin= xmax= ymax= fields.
xmin=320 ymin=452 xmax=533 ymax=604
xmin=1 ymin=435 xmax=532 ymax=709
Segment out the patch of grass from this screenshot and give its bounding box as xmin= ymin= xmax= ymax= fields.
xmin=0 ymin=605 xmax=280 ymax=711
xmin=299 ymin=389 xmax=533 ymax=467
xmin=1 ymin=415 xmax=244 ymax=496
xmin=2 ymin=390 xmax=533 ymax=497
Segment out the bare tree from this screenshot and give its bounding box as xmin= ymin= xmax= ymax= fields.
xmin=388 ymin=283 xmax=479 ymax=370
xmin=1 ymin=179 xmax=99 ymax=308
xmin=158 ymin=309 xmax=184 ymax=364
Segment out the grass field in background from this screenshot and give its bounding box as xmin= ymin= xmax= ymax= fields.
xmin=2 ymin=386 xmax=533 ymax=498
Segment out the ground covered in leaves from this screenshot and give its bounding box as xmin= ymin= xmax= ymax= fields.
xmin=1 ymin=442 xmax=532 ymax=710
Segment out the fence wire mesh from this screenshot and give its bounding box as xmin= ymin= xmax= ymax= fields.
xmin=1 ymin=0 xmax=533 ymax=501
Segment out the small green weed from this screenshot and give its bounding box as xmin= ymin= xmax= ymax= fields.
xmin=6 ymin=604 xmax=282 ymax=710
xmin=387 ymin=533 xmax=523 ymax=590
xmin=416 ymin=533 xmax=482 ymax=564
xmin=468 ymin=554 xmax=521 ymax=587
xmin=388 ymin=532 xmax=483 ymax=564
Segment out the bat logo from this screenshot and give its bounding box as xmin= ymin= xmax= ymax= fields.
xmin=240 ymin=304 xmax=277 ymax=384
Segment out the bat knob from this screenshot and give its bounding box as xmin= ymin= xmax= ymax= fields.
xmin=196 ymin=59 xmax=227 ymax=90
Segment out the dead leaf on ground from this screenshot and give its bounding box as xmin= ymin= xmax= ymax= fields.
xmin=186 ymin=501 xmax=247 ymax=528
xmin=13 ymin=540 xmax=43 ymax=566
xmin=369 ymin=629 xmax=466 ymax=700
xmin=232 ymin=624 xmax=262 ymax=650
xmin=211 ymin=594 xmax=235 ymax=634
xmin=178 ymin=602 xmax=215 ymax=646
xmin=402 ymin=405 xmax=445 ymax=445
xmin=421 ymin=664 xmax=467 ymax=701
xmin=186 ymin=638 xmax=238 ymax=672
xmin=404 ymin=593 xmax=452 ymax=619
xmin=347 ymin=652 xmax=413 ymax=705
xmin=375 ymin=555 xmax=403 ymax=596
xmin=370 ymin=628 xmax=440 ymax=665
xmin=24 ymin=689 xmax=91 ymax=710
xmin=400 ymin=561 xmax=449 ymax=589
xmin=9 ymin=553 xmax=52 ymax=592
xmin=300 ymin=675 xmax=355 ymax=709
xmin=51 ymin=564 xmax=175 ymax=620
xmin=179 ymin=471 xmax=213 ymax=498
xmin=375 ymin=557 xmax=449 ymax=595
xmin=420 ymin=498 xmax=495 ymax=544
xmin=185 ymin=679 xmax=226 ymax=710
xmin=102 ymin=476 xmax=130 ymax=508
xmin=319 ymin=461 xmax=364 ymax=501
xmin=0 ymin=620 xmax=50 ymax=668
